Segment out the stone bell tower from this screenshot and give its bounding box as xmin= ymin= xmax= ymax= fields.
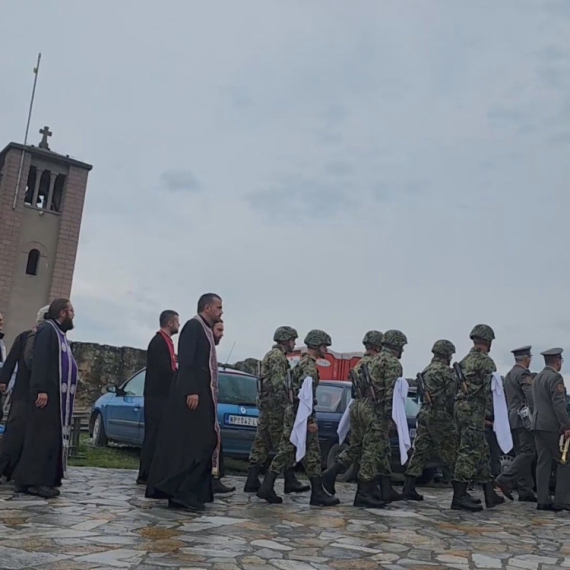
xmin=0 ymin=127 xmax=92 ymax=345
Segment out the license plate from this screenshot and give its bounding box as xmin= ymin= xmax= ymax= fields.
xmin=409 ymin=428 xmax=416 ymax=438
xmin=226 ymin=415 xmax=258 ymax=427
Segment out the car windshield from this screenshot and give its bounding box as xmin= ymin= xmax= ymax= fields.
xmin=218 ymin=373 xmax=258 ymax=406
xmin=316 ymin=384 xmax=346 ymax=413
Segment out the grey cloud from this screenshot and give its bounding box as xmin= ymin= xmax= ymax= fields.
xmin=246 ymin=173 xmax=353 ymax=223
xmin=160 ymin=169 xmax=202 ymax=193
xmin=325 ymin=160 xmax=353 ymax=178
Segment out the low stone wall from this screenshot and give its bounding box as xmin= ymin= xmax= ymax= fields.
xmin=71 ymin=342 xmax=146 ymax=408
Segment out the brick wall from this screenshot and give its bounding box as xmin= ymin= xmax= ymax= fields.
xmin=49 ymin=165 xmax=89 ymax=300
xmin=0 ymin=148 xmax=30 ymax=314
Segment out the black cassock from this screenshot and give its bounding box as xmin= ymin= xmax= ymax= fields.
xmin=146 ymin=317 xmax=217 ymax=504
xmin=15 ymin=323 xmax=64 ymax=488
xmin=138 ymin=332 xmax=176 ymax=483
xmin=0 ymin=330 xmax=33 ymax=480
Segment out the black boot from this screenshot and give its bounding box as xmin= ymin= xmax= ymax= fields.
xmin=256 ymin=471 xmax=283 ymax=504
xmin=244 ymin=465 xmax=261 ymax=493
xmin=353 ymin=480 xmax=386 ymax=508
xmin=379 ymin=475 xmax=404 ymax=503
xmin=465 ymin=490 xmax=482 ymax=505
xmin=322 ymin=462 xmax=344 ymax=496
xmin=309 ymin=477 xmax=340 ymax=507
xmin=451 ymin=481 xmax=483 ymax=512
xmin=483 ymin=482 xmax=505 ymax=509
xmin=28 ymin=486 xmax=60 ymax=499
xmin=403 ymin=475 xmax=424 ymax=501
xmin=213 ymin=478 xmax=235 ymax=494
xmin=284 ymin=469 xmax=310 ymax=494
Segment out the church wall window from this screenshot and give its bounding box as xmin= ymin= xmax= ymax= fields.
xmin=26 ymin=249 xmax=40 ymax=276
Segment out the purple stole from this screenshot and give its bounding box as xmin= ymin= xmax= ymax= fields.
xmin=192 ymin=315 xmax=221 ymax=476
xmin=46 ymin=320 xmax=78 ymax=475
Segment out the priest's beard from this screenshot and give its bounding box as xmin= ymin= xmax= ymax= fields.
xmin=60 ymin=318 xmax=74 ymax=332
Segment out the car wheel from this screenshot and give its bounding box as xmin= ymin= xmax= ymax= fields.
xmin=90 ymin=412 xmax=108 ymax=447
xmin=326 ymin=443 xmax=357 ymax=482
xmin=500 ymin=454 xmax=514 ymax=474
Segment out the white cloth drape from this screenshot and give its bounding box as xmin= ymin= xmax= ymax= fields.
xmin=392 ymin=377 xmax=411 ymax=465
xmin=492 ymin=372 xmax=513 ymax=453
xmin=337 ymin=398 xmax=353 ymax=445
xmin=290 ymin=376 xmax=313 ymax=462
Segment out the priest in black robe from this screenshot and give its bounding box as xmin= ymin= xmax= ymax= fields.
xmin=0 ymin=305 xmax=49 ymax=483
xmin=137 ymin=310 xmax=180 ymax=484
xmin=15 ymin=299 xmax=77 ymax=499
xmin=146 ymin=293 xmax=223 ymax=512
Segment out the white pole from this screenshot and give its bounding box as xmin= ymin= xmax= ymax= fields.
xmin=12 ymin=52 xmax=42 ymax=210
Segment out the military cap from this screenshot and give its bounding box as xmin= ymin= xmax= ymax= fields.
xmin=383 ymin=330 xmax=408 ymax=349
xmin=432 ymin=339 xmax=456 ymax=357
xmin=540 ymin=348 xmax=563 ymax=357
xmin=362 ymin=330 xmax=383 ymax=348
xmin=469 ymin=324 xmax=495 ymax=342
xmin=304 ymin=329 xmax=332 ymax=348
xmin=511 ymin=345 xmax=532 ymax=357
xmin=273 ymin=326 xmax=298 ymax=342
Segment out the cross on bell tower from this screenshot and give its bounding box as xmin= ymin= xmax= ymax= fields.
xmin=38 ymin=126 xmax=52 ymax=150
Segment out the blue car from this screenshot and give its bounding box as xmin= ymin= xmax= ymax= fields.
xmin=90 ymin=367 xmax=260 ymax=457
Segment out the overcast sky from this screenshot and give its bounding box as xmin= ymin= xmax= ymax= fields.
xmin=1 ymin=1 xmax=569 ymax=378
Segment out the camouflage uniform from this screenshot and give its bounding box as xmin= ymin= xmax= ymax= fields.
xmin=336 ymin=354 xmax=374 ymax=470
xmin=453 ymin=346 xmax=496 ymax=484
xmin=363 ymin=345 xmax=403 ymax=481
xmin=268 ymin=352 xmax=322 ymax=477
xmin=406 ymin=341 xmax=458 ymax=478
xmin=249 ymin=345 xmax=290 ymax=467
xmin=258 ymin=330 xmax=338 ymax=507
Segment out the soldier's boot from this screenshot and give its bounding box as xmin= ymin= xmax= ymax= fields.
xmin=379 ymin=475 xmax=404 ymax=503
xmin=322 ymin=462 xmax=344 ymax=496
xmin=465 ymin=491 xmax=482 ymax=505
xmin=483 ymin=482 xmax=505 ymax=509
xmin=402 ymin=475 xmax=424 ymax=501
xmin=309 ymin=477 xmax=340 ymax=507
xmin=372 ymin=476 xmax=384 ymax=501
xmin=244 ymin=465 xmax=261 ymax=493
xmin=284 ymin=469 xmax=310 ymax=494
xmin=353 ymin=480 xmax=386 ymax=508
xmin=450 ymin=481 xmax=483 ymax=512
xmin=256 ymin=471 xmax=283 ymax=504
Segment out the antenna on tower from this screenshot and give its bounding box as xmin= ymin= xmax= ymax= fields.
xmin=12 ymin=52 xmax=42 ymax=210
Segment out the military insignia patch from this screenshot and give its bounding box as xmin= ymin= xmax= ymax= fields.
xmin=557 ymin=383 xmax=565 ymax=393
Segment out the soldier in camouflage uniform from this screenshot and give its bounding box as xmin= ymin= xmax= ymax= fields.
xmin=366 ymin=330 xmax=408 ymax=503
xmin=244 ymin=326 xmax=309 ymax=495
xmin=257 ymin=330 xmax=339 ymax=507
xmin=452 ymin=324 xmax=505 ymax=511
xmin=403 ymin=340 xmax=459 ymax=501
xmin=322 ymin=331 xmax=385 ymax=508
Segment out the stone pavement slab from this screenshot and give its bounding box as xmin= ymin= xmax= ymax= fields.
xmin=1 ymin=468 xmax=570 ymax=569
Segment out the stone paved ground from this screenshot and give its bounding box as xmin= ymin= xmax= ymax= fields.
xmin=1 ymin=469 xmax=570 ymax=570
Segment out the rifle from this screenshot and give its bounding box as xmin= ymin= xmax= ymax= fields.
xmin=453 ymin=362 xmax=469 ymax=396
xmin=359 ymin=362 xmax=376 ymax=402
xmin=416 ymin=372 xmax=432 ymax=405
xmin=349 ymin=369 xmax=359 ymax=399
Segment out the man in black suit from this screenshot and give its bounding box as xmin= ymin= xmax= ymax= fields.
xmin=137 ymin=310 xmax=180 ymax=485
